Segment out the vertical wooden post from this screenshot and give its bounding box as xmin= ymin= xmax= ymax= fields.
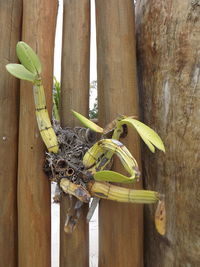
xmin=96 ymin=0 xmax=143 ymax=266
xmin=60 ymin=1 xmax=90 ymax=266
xmin=0 ymin=1 xmax=22 ymax=266
xmin=136 ymin=0 xmax=200 ymax=266
xmin=18 ymin=1 xmax=57 ymax=266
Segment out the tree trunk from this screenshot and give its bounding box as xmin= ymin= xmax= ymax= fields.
xmin=60 ymin=1 xmax=90 ymax=266
xmin=18 ymin=1 xmax=57 ymax=266
xmin=0 ymin=1 xmax=22 ymax=266
xmin=96 ymin=1 xmax=143 ymax=266
xmin=136 ymin=1 xmax=200 ymax=266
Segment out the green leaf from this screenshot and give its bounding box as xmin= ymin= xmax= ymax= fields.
xmin=6 ymin=64 xmax=36 ymax=82
xmin=120 ymin=118 xmax=165 ymax=153
xmin=139 ymin=132 xmax=155 ymax=153
xmin=94 ymin=170 xmax=134 ymax=183
xmin=16 ymin=41 xmax=42 ymax=74
xmin=71 ymin=110 xmax=103 ymax=133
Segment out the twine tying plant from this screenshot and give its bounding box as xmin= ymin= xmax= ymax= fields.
xmin=6 ymin=42 xmax=166 ymax=236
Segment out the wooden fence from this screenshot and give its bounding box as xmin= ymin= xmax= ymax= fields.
xmin=0 ymin=1 xmax=22 ymax=266
xmin=136 ymin=0 xmax=200 ymax=266
xmin=0 ymin=0 xmax=142 ymax=266
xmin=60 ymin=1 xmax=90 ymax=266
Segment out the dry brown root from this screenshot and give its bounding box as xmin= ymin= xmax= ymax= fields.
xmin=63 ymin=196 xmax=84 ymax=234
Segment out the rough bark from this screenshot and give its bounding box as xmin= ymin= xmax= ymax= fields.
xmin=60 ymin=1 xmax=90 ymax=266
xmin=0 ymin=1 xmax=22 ymax=266
xmin=96 ymin=1 xmax=143 ymax=266
xmin=17 ymin=1 xmax=57 ymax=266
xmin=136 ymin=1 xmax=200 ymax=266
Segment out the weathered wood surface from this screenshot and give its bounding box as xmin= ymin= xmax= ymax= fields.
xmin=136 ymin=1 xmax=200 ymax=266
xmin=60 ymin=1 xmax=90 ymax=266
xmin=0 ymin=1 xmax=22 ymax=266
xmin=17 ymin=1 xmax=57 ymax=266
xmin=96 ymin=1 xmax=143 ymax=266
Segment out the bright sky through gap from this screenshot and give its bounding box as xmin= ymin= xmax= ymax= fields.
xmin=53 ymin=0 xmax=63 ymax=81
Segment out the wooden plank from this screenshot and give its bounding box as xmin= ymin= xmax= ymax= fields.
xmin=17 ymin=1 xmax=58 ymax=266
xmin=60 ymin=1 xmax=90 ymax=266
xmin=136 ymin=0 xmax=200 ymax=266
xmin=0 ymin=1 xmax=22 ymax=266
xmin=96 ymin=1 xmax=143 ymax=266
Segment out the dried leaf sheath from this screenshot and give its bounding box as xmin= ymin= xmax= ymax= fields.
xmin=60 ymin=179 xmax=91 ymax=203
xmin=33 ymin=80 xmax=59 ymax=153
xmin=155 ymin=199 xmax=166 ymax=235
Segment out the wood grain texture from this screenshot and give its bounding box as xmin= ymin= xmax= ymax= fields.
xmin=0 ymin=1 xmax=22 ymax=266
xmin=136 ymin=1 xmax=200 ymax=266
xmin=96 ymin=1 xmax=143 ymax=266
xmin=17 ymin=1 xmax=57 ymax=266
xmin=60 ymin=1 xmax=90 ymax=266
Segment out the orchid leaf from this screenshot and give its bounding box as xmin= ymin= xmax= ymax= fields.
xmin=6 ymin=64 xmax=36 ymax=82
xmin=94 ymin=170 xmax=135 ymax=183
xmin=119 ymin=118 xmax=165 ymax=153
xmin=16 ymin=41 xmax=42 ymax=74
xmin=71 ymin=110 xmax=103 ymax=133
